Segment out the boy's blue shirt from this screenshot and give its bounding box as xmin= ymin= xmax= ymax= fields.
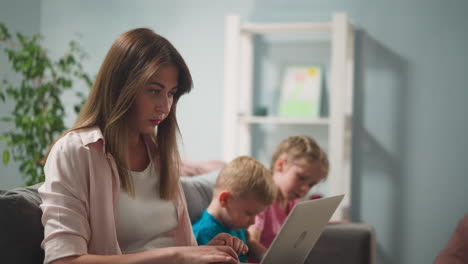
xmin=192 ymin=209 xmax=247 ymax=262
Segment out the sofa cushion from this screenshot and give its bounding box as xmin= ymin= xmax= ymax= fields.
xmin=0 ymin=183 xmax=44 ymax=264
xmin=434 ymin=214 xmax=468 ymax=264
xmin=305 ymin=223 xmax=375 ymax=264
xmin=180 ymin=159 xmax=225 ymax=177
xmin=180 ymin=170 xmax=219 ymax=223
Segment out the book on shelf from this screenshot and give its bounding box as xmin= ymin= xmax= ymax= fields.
xmin=278 ymin=66 xmax=323 ymax=118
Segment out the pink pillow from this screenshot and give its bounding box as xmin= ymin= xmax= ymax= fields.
xmin=180 ymin=159 xmax=226 ymax=177
xmin=434 ymin=214 xmax=468 ymax=264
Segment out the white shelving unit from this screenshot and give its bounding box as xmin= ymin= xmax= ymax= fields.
xmin=223 ymin=13 xmax=354 ymax=220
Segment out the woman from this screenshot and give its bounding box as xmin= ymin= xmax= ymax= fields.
xmin=39 ymin=28 xmax=246 ymax=264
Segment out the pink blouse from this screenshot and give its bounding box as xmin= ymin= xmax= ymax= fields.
xmin=39 ymin=127 xmax=196 ymax=264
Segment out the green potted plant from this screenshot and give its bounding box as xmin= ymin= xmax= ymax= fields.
xmin=0 ymin=23 xmax=92 ymax=186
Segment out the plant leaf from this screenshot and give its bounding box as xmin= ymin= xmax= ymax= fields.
xmin=3 ymin=150 xmax=10 ymax=165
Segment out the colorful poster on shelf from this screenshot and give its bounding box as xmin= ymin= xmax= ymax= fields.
xmin=278 ymin=66 xmax=323 ymax=118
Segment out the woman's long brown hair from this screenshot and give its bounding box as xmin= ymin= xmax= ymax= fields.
xmin=44 ymin=28 xmax=192 ymax=199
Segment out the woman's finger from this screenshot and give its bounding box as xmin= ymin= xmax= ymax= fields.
xmin=216 ymin=245 xmax=239 ymax=262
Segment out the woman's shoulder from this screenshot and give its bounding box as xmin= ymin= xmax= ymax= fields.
xmin=53 ymin=127 xmax=105 ymax=155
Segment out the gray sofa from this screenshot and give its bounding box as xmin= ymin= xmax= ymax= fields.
xmin=1 ymin=171 xmax=375 ymax=264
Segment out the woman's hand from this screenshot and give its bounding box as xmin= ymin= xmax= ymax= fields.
xmin=171 ymin=245 xmax=239 ymax=264
xmin=51 ymin=245 xmax=240 ymax=264
xmin=208 ymin=233 xmax=249 ymax=256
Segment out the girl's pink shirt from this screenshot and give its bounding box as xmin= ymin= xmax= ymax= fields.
xmin=252 ymin=198 xmax=300 ymax=248
xmin=39 ymin=127 xmax=197 ymax=264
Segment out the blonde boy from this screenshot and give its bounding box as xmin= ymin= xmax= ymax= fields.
xmin=192 ymin=156 xmax=276 ymax=262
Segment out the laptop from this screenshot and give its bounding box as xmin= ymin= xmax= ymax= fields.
xmin=241 ymin=194 xmax=344 ymax=264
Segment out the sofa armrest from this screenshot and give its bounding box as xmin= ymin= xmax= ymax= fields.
xmin=305 ymin=223 xmax=375 ymax=264
xmin=0 ymin=184 xmax=45 ymax=264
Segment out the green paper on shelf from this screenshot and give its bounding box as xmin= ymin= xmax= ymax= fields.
xmin=280 ymin=99 xmax=317 ymax=117
xmin=279 ymin=66 xmax=323 ymax=118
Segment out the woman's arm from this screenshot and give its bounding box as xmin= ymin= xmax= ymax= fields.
xmin=40 ymin=135 xmax=96 ymax=263
xmin=246 ymin=227 xmax=268 ymax=261
xmin=52 ymin=245 xmax=239 ymax=264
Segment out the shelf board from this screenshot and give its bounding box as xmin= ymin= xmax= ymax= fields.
xmin=239 ymin=116 xmax=329 ymax=125
xmin=241 ymin=22 xmax=331 ymax=34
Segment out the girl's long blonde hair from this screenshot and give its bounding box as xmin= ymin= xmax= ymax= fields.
xmin=270 ymin=135 xmax=329 ymax=177
xmin=44 ymin=28 xmax=192 ymax=200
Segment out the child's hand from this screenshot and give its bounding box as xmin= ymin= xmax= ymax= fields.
xmin=208 ymin=233 xmax=249 ymax=256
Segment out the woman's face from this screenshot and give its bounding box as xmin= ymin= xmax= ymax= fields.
xmin=131 ymin=64 xmax=179 ymax=136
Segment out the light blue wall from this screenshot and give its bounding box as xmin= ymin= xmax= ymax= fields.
xmin=0 ymin=0 xmax=41 ymax=189
xmin=351 ymin=1 xmax=468 ymax=263
xmin=1 ymin=0 xmax=467 ymax=263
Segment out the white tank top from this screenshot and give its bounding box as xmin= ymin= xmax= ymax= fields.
xmin=116 ymin=155 xmax=178 ymax=254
